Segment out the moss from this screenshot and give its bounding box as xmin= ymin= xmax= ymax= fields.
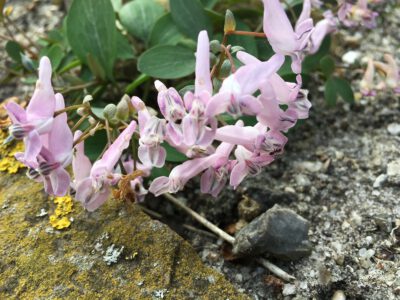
xmin=0 ymin=173 xmax=250 ymax=299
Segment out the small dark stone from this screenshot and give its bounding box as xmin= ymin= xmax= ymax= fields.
xmin=232 ymin=205 xmax=311 ymax=260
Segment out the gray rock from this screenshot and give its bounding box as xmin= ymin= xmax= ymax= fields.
xmin=232 ymin=205 xmax=311 ymax=260
xmin=387 ymin=123 xmax=400 ymax=135
xmin=387 ymin=160 xmax=400 ymax=184
xmin=373 ymin=174 xmax=387 ymax=188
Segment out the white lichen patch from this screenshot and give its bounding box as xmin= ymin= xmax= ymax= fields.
xmin=36 ymin=208 xmax=48 ymax=217
xmin=103 ymin=244 xmax=124 ymax=265
xmin=153 ymin=289 xmax=167 ymax=299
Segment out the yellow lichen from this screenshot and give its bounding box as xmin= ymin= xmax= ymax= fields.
xmin=49 ymin=195 xmax=74 ymax=230
xmin=49 ymin=215 xmax=71 ymax=229
xmin=0 ymin=130 xmax=25 ymax=174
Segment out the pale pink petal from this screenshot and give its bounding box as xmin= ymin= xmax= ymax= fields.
xmin=263 ymin=0 xmax=297 ymax=53
xmin=49 ymin=167 xmax=70 ymax=196
xmin=26 ymin=56 xmax=56 ymax=120
xmin=72 ymin=131 xmax=92 ymax=183
xmin=230 ymin=161 xmax=248 ymax=189
xmin=296 ymin=0 xmax=311 ymax=27
xmin=95 ymin=121 xmax=136 ymax=172
xmin=149 ymin=176 xmax=171 ymax=196
xmin=195 ymin=31 xmax=213 ymax=95
xmin=23 ymin=131 xmax=41 ymax=168
xmin=5 ymin=102 xmax=27 ymax=123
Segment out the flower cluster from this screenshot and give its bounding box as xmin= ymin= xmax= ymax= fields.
xmin=337 ymin=0 xmax=379 ymax=28
xmin=360 ymin=54 xmax=400 ymax=96
xmin=7 ymin=0 xmax=353 ymax=211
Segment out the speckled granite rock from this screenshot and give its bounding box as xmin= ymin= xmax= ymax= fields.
xmin=0 ymin=173 xmax=249 ymax=300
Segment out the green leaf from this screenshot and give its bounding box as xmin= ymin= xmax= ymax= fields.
xmin=84 ymin=130 xmax=108 ymax=161
xmin=119 ymin=0 xmax=164 ymax=41
xmin=302 ymin=36 xmax=331 ymax=74
xmin=170 ymin=0 xmax=212 ymax=40
xmin=336 ymin=78 xmax=355 ymax=104
xmin=87 ymin=53 xmax=106 ymax=80
xmin=324 ymin=77 xmax=337 ymax=106
xmin=116 ymin=31 xmax=136 ymax=60
xmin=46 ymin=44 xmax=64 ymax=71
xmin=150 ymin=166 xmax=170 ymax=180
xmin=149 ymin=13 xmax=185 ymax=46
xmin=5 ymin=41 xmax=23 ymax=63
xmin=111 ymin=0 xmax=122 ymax=12
xmin=200 ymin=0 xmax=218 ymax=9
xmin=163 ymin=143 xmax=187 ymax=162
xmin=66 ymin=0 xmax=117 ymax=80
xmin=227 ymin=20 xmax=258 ymax=56
xmin=320 ymin=55 xmax=335 ymax=78
xmin=138 ymin=45 xmax=195 ymax=79
xmin=324 ymin=76 xmax=355 ymax=106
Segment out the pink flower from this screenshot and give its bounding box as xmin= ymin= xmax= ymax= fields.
xmin=374 ymin=54 xmax=400 ymax=94
xmin=155 ymin=31 xmax=217 ymax=158
xmin=200 ymin=142 xmax=235 ymax=197
xmin=235 ymin=51 xmax=311 ymax=129
xmin=24 ymin=94 xmax=73 ymax=196
xmin=338 ymin=0 xmax=378 ymax=28
xmin=73 ymin=121 xmax=137 ymax=211
xmin=230 ymin=146 xmax=274 ymax=188
xmin=215 ymin=123 xmax=288 ymax=156
xmin=5 ymin=57 xmax=55 ymax=168
xmin=262 ymin=0 xmax=314 ymax=73
xmin=360 ymin=57 xmax=376 ymax=96
xmin=206 ymin=53 xmax=285 ymax=117
xmin=309 ymin=10 xmax=337 ymax=54
xmin=132 ymin=96 xmax=167 ymax=168
xmin=149 ymin=142 xmax=234 ymax=196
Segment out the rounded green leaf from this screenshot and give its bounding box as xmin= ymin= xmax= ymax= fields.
xmin=66 ymin=0 xmax=117 ymax=80
xmin=5 ymin=41 xmax=23 ymax=63
xmin=149 ymin=13 xmax=185 ymax=46
xmin=170 ymin=0 xmax=212 ymax=40
xmin=138 ymin=45 xmax=195 ymax=79
xmin=119 ymin=0 xmax=165 ymax=41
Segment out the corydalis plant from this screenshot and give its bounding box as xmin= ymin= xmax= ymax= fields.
xmin=8 ymin=0 xmax=351 ymax=211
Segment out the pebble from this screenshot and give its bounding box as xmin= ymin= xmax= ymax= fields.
xmin=387 ymin=123 xmax=400 ymax=135
xmin=373 ymin=174 xmax=387 ymax=188
xmin=282 ymin=284 xmax=296 ymax=296
xmin=387 ymin=160 xmax=400 ymax=183
xmin=232 ymin=205 xmax=311 ymax=260
xmin=295 ymin=174 xmax=311 ymax=187
xmin=332 ymin=290 xmax=346 ymax=300
xmin=342 ymin=50 xmax=361 ymax=64
xmin=295 ymin=161 xmax=323 ymax=173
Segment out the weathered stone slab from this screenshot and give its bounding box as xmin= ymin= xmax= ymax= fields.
xmin=0 ymin=174 xmax=249 ymax=299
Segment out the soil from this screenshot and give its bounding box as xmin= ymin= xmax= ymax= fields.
xmin=1 ymin=1 xmax=399 ymax=299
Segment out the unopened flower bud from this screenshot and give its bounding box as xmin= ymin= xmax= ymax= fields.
xmin=83 ymin=95 xmax=93 ymax=104
xmin=116 ymin=96 xmax=130 ymax=121
xmin=210 ymin=40 xmax=221 ymax=54
xmin=224 ymin=9 xmax=236 ymax=34
xmin=230 ymin=46 xmax=245 ymax=54
xmin=103 ymin=104 xmax=117 ymax=120
xmin=220 ymin=59 xmax=232 ymax=78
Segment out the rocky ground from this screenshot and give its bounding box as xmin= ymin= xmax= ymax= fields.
xmin=1 ymin=1 xmax=399 ymax=299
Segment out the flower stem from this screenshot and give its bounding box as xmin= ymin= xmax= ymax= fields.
xmin=54 ymin=104 xmax=86 ymax=117
xmin=163 ymin=193 xmax=235 ymax=244
xmin=225 ymin=30 xmax=266 ymax=38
